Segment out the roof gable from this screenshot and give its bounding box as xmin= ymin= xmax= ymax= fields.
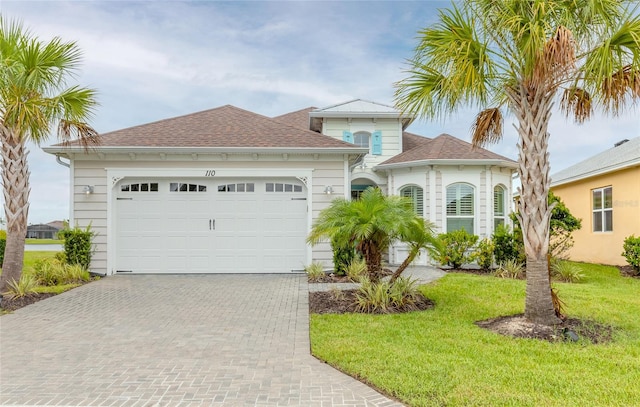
xmin=551 ymin=137 xmax=640 ymax=186
xmin=378 ymin=133 xmax=516 ymax=167
xmin=313 ymin=99 xmax=400 ymax=114
xmin=57 ymin=105 xmax=361 ymax=150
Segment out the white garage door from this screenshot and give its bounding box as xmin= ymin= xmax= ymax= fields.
xmin=115 ymin=178 xmax=308 ymax=273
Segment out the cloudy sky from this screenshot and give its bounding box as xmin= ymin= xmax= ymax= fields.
xmin=2 ymin=0 xmax=638 ymax=224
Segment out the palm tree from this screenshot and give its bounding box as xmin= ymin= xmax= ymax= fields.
xmin=307 ymin=188 xmax=417 ymax=282
xmin=389 ymin=217 xmax=438 ymax=284
xmin=0 ymin=18 xmax=98 ymax=292
xmin=395 ymin=1 xmax=640 ymax=325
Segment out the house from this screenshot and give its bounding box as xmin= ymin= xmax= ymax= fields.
xmin=26 ymin=222 xmax=63 ymax=239
xmin=43 ymin=99 xmax=517 ymax=275
xmin=550 ymin=137 xmax=640 ymax=266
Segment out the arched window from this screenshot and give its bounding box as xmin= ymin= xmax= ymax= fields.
xmin=353 ymin=131 xmax=370 ymax=149
xmin=446 ymin=183 xmax=474 ymax=234
xmin=400 ymin=185 xmax=424 ymax=216
xmin=494 ymin=185 xmax=506 ymax=230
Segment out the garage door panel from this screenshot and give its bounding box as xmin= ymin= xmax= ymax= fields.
xmin=116 ymin=178 xmax=307 ymax=274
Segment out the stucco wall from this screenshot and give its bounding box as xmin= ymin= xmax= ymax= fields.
xmin=70 ymin=152 xmax=349 ymax=275
xmin=551 ymin=166 xmax=640 ymax=265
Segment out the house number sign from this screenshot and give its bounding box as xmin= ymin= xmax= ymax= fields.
xmin=205 ymin=170 xmax=216 ymax=177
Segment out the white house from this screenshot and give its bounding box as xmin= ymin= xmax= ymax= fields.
xmin=44 ymin=99 xmax=517 ymax=275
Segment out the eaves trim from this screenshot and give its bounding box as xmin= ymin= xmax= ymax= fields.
xmin=551 ymin=158 xmax=640 ymax=187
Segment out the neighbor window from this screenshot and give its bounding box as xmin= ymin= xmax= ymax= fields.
xmin=446 ymin=183 xmax=474 ymax=234
xmin=400 ymin=185 xmax=424 ymax=216
xmin=592 ymin=186 xmax=613 ymax=232
xmin=494 ymin=186 xmax=506 ymax=230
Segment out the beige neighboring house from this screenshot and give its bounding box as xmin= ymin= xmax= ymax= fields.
xmin=43 ymin=99 xmax=516 ymax=276
xmin=551 ymin=137 xmax=640 ymax=266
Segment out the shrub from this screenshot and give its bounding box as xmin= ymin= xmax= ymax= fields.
xmin=494 ymin=259 xmax=524 ymax=279
xmin=31 ymin=259 xmax=90 ymax=286
xmin=492 ymin=224 xmax=524 ymax=265
xmin=622 ymin=235 xmax=640 ymax=274
xmin=434 ymin=229 xmax=479 ymax=269
xmin=32 ymin=259 xmax=65 ymax=286
xmin=4 ymin=274 xmax=39 ymax=299
xmin=355 ymin=277 xmax=392 ymax=313
xmin=304 ymin=262 xmax=326 ymax=282
xmin=474 ymin=238 xmax=494 ymax=271
xmin=346 ymin=258 xmax=368 ymax=282
xmin=64 ymin=264 xmax=91 ymax=283
xmin=355 ymin=277 xmax=422 ymax=313
xmin=58 ymin=225 xmax=95 ymax=269
xmin=331 ymin=235 xmax=355 ymax=276
xmin=388 ymin=277 xmax=421 ymax=310
xmin=550 ymin=259 xmax=584 ymax=283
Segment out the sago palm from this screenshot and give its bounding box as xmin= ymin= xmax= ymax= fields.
xmin=0 ymin=18 xmax=98 ymax=292
xmin=395 ymin=0 xmax=640 ymax=325
xmin=307 ymin=188 xmax=416 ymax=282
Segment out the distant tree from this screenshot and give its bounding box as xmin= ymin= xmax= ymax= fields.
xmin=0 ymin=18 xmax=99 ymax=292
xmin=395 ymin=0 xmax=640 ymax=325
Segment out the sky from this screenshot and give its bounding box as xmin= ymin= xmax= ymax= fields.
xmin=1 ymin=0 xmax=639 ymax=225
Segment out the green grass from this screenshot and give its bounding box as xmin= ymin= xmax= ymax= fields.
xmin=25 ymin=238 xmax=63 ymax=245
xmin=310 ymin=263 xmax=640 ymax=406
xmin=21 ymin=251 xmax=59 ymax=274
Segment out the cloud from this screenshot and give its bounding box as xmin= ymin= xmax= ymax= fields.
xmin=2 ymin=0 xmax=638 ymax=224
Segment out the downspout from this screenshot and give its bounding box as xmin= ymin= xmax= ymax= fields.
xmin=55 ymin=154 xmax=70 ymax=168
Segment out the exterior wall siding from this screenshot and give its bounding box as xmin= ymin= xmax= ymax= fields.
xmin=551 ymin=167 xmax=640 ymax=265
xmin=71 ymin=153 xmax=348 ymax=275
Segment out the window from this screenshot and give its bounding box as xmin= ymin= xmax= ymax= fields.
xmin=494 ymin=186 xmax=506 ymax=230
xmin=121 ymin=183 xmax=159 ymax=192
xmin=353 ymin=132 xmax=370 ymax=149
xmin=592 ymin=186 xmax=613 ymax=232
xmin=400 ymin=185 xmax=424 ymax=216
xmin=218 ymin=183 xmax=255 ymax=192
xmin=169 ymin=182 xmax=207 ymax=192
xmin=265 ymin=183 xmax=303 ymax=193
xmin=446 ymin=183 xmax=474 ymax=234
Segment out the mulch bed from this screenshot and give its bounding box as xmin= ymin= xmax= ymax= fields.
xmin=1 ymin=293 xmax=57 ymax=312
xmin=309 ymin=289 xmax=434 ymax=314
xmin=618 ymin=265 xmax=639 ymax=278
xmin=476 ymin=314 xmax=615 ymax=344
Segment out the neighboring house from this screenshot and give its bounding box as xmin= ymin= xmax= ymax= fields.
xmin=43 ymin=99 xmax=516 ymax=275
xmin=550 ymin=137 xmax=640 ymax=266
xmin=26 ymin=223 xmax=62 ymax=239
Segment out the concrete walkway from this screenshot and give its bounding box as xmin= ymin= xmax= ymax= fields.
xmin=0 ymin=275 xmax=403 ymax=406
xmin=309 ymin=265 xmax=446 ymax=292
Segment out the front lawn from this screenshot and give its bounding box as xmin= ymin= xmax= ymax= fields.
xmin=25 ymin=238 xmax=64 ymax=245
xmin=310 ymin=263 xmax=640 ymax=406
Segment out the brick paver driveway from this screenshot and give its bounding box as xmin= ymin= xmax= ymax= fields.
xmin=0 ymin=275 xmax=403 ymax=406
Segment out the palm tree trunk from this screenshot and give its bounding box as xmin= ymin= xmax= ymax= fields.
xmin=508 ymin=84 xmax=561 ymax=326
xmin=389 ymin=248 xmax=418 ymax=284
xmin=359 ymin=240 xmax=383 ymax=282
xmin=0 ymin=131 xmax=30 ymax=293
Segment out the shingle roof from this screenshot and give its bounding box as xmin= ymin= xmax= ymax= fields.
xmin=551 ymin=137 xmax=640 ymax=186
xmin=59 ymin=105 xmax=360 ymax=149
xmin=272 ymin=107 xmax=317 ymax=131
xmin=402 ymin=131 xmax=430 ymax=151
xmin=378 ymin=133 xmax=516 ymax=166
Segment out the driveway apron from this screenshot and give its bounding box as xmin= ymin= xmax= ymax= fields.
xmin=0 ymin=275 xmax=403 ymax=406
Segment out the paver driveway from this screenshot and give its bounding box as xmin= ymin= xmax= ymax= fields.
xmin=0 ymin=275 xmax=403 ymax=406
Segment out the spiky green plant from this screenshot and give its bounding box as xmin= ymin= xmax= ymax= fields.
xmin=345 ymin=258 xmax=368 ymax=283
xmin=4 ymin=274 xmax=39 ymax=299
xmin=494 ymin=259 xmax=525 ymax=279
xmin=304 ymin=262 xmax=326 ymax=282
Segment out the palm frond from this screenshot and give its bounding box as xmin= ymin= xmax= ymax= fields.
xmin=560 ymin=87 xmax=592 ymax=123
xmin=471 ymin=107 xmax=503 ymax=148
xmin=394 ymin=4 xmax=496 ymax=118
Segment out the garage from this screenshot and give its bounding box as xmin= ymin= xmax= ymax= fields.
xmin=115 ymin=178 xmax=308 ymax=273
